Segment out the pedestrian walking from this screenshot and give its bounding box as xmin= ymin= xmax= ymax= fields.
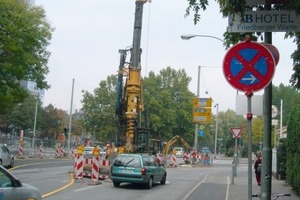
xmin=254 ymin=151 xmax=262 ymax=186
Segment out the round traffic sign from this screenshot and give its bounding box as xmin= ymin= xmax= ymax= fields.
xmin=262 ymin=43 xmax=280 ymax=66
xmin=223 ymin=40 xmax=275 ymax=93
xmin=272 ymin=105 xmax=278 ymax=118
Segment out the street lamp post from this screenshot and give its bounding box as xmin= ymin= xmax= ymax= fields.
xmin=194 ymin=66 xmax=201 ymax=150
xmin=214 ymin=103 xmax=219 ymax=158
xmin=181 ymin=34 xmax=225 ymax=43
xmin=32 ymin=99 xmax=38 ymax=154
xmin=181 ymin=34 xmax=224 ymax=151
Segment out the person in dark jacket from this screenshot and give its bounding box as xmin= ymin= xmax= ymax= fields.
xmin=254 ymin=151 xmax=262 ymax=186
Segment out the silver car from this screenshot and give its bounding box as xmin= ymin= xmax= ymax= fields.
xmin=0 ymin=144 xmax=14 ymax=168
xmin=0 ymin=165 xmax=42 ymax=200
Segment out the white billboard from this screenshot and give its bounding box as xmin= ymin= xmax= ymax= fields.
xmin=228 ymin=10 xmax=300 ymax=32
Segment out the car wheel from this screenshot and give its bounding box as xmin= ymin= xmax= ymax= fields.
xmin=160 ymin=173 xmax=166 ymax=185
xmin=113 ymin=181 xmax=120 ymax=187
xmin=146 ymin=177 xmax=153 ymax=189
xmin=9 ymin=159 xmax=14 ymax=168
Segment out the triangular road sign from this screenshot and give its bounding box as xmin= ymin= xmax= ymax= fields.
xmin=230 ymin=127 xmax=242 ymax=139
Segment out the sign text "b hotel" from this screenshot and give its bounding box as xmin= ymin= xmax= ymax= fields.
xmin=228 ymin=11 xmax=300 ymax=32
xmin=244 ymin=13 xmax=294 ymax=23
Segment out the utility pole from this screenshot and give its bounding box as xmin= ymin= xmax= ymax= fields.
xmin=194 ymin=66 xmax=201 ymax=150
xmin=67 ymin=78 xmax=74 ymax=154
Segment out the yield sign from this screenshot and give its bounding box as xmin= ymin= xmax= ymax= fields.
xmin=230 ymin=127 xmax=242 ymax=139
xmin=223 ymin=40 xmax=275 ymax=93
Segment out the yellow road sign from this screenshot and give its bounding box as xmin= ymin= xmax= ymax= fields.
xmin=193 ymin=97 xmax=212 ymax=108
xmin=192 ymin=108 xmax=212 ymax=123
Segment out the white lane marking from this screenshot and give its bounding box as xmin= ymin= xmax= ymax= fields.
xmin=225 ymin=176 xmax=230 ymax=200
xmin=181 ymin=175 xmax=209 ymax=200
xmin=74 ymin=185 xmax=102 ymax=192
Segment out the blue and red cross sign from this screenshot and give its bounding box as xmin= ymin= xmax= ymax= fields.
xmin=223 ymin=41 xmax=276 ymax=93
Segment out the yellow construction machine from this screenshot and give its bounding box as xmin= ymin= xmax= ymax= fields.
xmin=163 ymin=135 xmax=191 ymax=156
xmin=115 ymin=0 xmax=151 ymax=153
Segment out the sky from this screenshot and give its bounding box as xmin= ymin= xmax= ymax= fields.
xmin=34 ymin=0 xmax=296 ymax=114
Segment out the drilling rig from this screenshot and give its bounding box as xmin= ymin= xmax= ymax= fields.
xmin=115 ymin=0 xmax=151 ymax=153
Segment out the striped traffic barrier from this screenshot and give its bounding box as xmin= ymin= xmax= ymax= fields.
xmin=88 ymin=147 xmax=101 ymax=185
xmin=171 ymin=154 xmax=177 ymax=167
xmin=38 ymin=145 xmax=43 ymax=159
xmin=75 ymin=146 xmax=84 ymax=183
xmin=75 ymin=154 xmax=84 ymax=182
xmin=59 ymin=147 xmax=64 ymax=157
xmin=71 ymin=147 xmax=75 ymax=158
xmin=55 ymin=146 xmax=60 ymax=157
xmin=18 ymin=143 xmax=23 ymax=158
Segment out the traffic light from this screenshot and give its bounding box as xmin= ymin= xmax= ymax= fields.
xmin=64 ymin=127 xmax=69 ymax=135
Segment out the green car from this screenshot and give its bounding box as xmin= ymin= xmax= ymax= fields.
xmin=111 ymin=154 xmax=167 ymax=189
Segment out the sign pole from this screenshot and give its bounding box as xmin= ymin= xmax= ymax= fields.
xmin=261 ymin=5 xmax=273 ymax=200
xmin=246 ymin=92 xmax=253 ymax=200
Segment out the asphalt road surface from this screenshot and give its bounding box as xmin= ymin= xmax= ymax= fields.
xmin=11 ymin=157 xmax=234 ymax=200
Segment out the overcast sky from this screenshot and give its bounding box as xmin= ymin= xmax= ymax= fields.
xmin=34 ymin=0 xmax=296 ymax=113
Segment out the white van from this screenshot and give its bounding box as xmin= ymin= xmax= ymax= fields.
xmin=173 ymin=147 xmax=184 ymax=157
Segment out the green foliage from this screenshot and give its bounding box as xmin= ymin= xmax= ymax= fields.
xmin=81 ymin=75 xmax=117 ymax=142
xmin=286 ymin=105 xmax=300 ymax=195
xmin=277 ymin=138 xmax=287 ymax=179
xmin=143 ymin=67 xmax=195 ymax=144
xmin=0 ymin=0 xmax=53 ymax=114
xmin=272 ymin=84 xmax=300 ymax=126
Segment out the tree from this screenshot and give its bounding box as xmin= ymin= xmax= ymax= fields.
xmin=185 ymin=0 xmax=300 ymax=89
xmin=0 ymin=0 xmax=53 ymax=114
xmin=81 ymin=75 xmax=117 ymax=142
xmin=286 ymin=105 xmax=300 ymax=195
xmin=142 ymin=67 xmax=195 ymax=144
xmin=272 ymin=84 xmax=300 ymax=126
xmin=80 ymin=67 xmax=196 ymax=145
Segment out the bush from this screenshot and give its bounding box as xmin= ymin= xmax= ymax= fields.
xmin=277 ymin=138 xmax=287 ymax=179
xmin=286 ymin=105 xmax=300 ymax=195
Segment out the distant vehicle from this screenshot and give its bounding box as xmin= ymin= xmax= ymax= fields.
xmin=0 ymin=144 xmax=14 ymax=168
xmin=0 ymin=165 xmax=42 ymax=200
xmin=201 ymin=147 xmax=212 ymax=155
xmin=83 ymin=146 xmax=105 ymax=158
xmin=173 ymin=147 xmax=184 ymax=157
xmin=111 ymin=154 xmax=167 ymax=189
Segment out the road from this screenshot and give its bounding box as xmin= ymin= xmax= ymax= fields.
xmin=11 ymin=157 xmax=235 ymax=200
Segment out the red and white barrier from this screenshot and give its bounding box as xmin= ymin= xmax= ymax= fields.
xmin=71 ymin=148 xmax=75 ymax=158
xmin=75 ymin=154 xmax=84 ymax=182
xmin=171 ymin=154 xmax=177 ymax=167
xmin=100 ymin=159 xmax=111 ymax=181
xmin=88 ymin=156 xmax=100 ymax=185
xmin=59 ymin=147 xmax=64 ymax=157
xmin=38 ymin=145 xmax=43 ymax=158
xmin=156 ymin=153 xmax=163 ymax=164
xmin=18 ymin=144 xmax=23 ymax=157
xmin=55 ymin=146 xmax=60 ymax=157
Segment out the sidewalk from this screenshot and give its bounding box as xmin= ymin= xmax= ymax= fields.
xmin=228 ymin=159 xmax=298 ymax=200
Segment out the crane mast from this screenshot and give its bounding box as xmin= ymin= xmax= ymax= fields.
xmin=116 ymin=0 xmax=148 ymax=153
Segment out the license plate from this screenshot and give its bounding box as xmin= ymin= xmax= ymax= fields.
xmin=121 ymin=169 xmax=133 ymax=173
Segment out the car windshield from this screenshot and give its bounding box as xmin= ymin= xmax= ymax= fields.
xmin=114 ymin=156 xmax=141 ymax=168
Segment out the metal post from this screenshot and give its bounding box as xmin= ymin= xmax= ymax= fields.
xmin=246 ymin=92 xmax=253 ymax=200
xmin=68 ymin=79 xmax=75 ymax=154
xmin=261 ymin=20 xmax=272 ymax=199
xmin=280 ymin=99 xmax=283 ymax=138
xmin=32 ymin=97 xmax=38 ymax=156
xmin=194 ymin=66 xmax=201 ymax=150
xmin=234 ymin=137 xmax=237 ymax=176
xmin=214 ymin=103 xmax=218 ymax=158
